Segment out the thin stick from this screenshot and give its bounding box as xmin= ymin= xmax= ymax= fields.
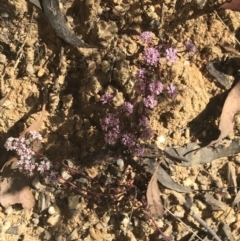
xmin=165 ymin=208 xmax=205 ymax=241
xmin=214 ymin=10 xmax=240 ymax=46
xmin=190 ymin=210 xmax=222 ymax=241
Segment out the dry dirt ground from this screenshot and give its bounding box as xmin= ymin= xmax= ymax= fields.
xmin=1 ymin=0 xmax=240 ymax=240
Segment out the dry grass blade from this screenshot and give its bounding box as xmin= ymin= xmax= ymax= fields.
xmin=232 ymin=190 xmax=240 ymax=206
xmin=20 ymin=104 xmax=46 ymax=138
xmin=219 ymin=42 xmax=240 ymax=57
xmin=227 ymin=162 xmax=237 ymax=194
xmin=210 ymin=81 xmax=240 ymax=145
xmin=146 ymin=164 xmax=164 ymax=218
xmin=0 ymin=90 xmax=12 ymax=107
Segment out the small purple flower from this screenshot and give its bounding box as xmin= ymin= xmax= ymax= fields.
xmin=143 ymin=47 xmax=160 ymax=66
xmin=100 ymin=93 xmax=113 ymax=104
xmin=132 ymin=144 xmax=145 ymax=157
xmin=149 ymin=81 xmax=164 ymax=95
xmin=121 ymin=102 xmax=133 ymax=116
xmin=105 ymin=131 xmax=119 ymax=145
xmin=143 ymin=95 xmax=157 ymax=109
xmin=29 ymin=130 xmax=43 ymax=141
xmin=37 ymin=160 xmax=51 ymax=174
xmin=136 ymin=68 xmax=147 ymax=79
xmin=100 ymin=113 xmax=120 ymax=131
xmin=185 ymin=41 xmax=196 ymax=56
xmin=46 ymin=171 xmax=59 ymax=184
xmin=166 ymin=48 xmax=177 ymax=63
xmin=24 ymin=160 xmax=36 ymax=176
xmin=140 ymin=128 xmax=153 ymax=141
xmin=167 ymin=83 xmax=178 ymax=98
xmin=140 ymin=31 xmax=153 ymax=44
xmin=139 ymin=116 xmax=149 ymax=127
xmin=134 ymin=80 xmax=146 ymax=95
xmin=4 ymin=137 xmax=17 ymax=150
xmin=121 ymin=133 xmax=136 ymax=147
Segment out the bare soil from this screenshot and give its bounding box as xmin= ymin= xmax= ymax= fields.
xmin=1 ymin=0 xmax=240 ymax=241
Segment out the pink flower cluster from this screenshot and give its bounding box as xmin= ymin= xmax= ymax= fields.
xmin=4 ymin=131 xmax=51 ymax=176
xmin=100 ymin=111 xmax=152 ymax=156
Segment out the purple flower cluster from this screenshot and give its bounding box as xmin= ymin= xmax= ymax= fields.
xmin=121 ymin=101 xmax=133 ymax=116
xmin=121 ymin=133 xmax=136 ymax=147
xmin=143 ymin=95 xmax=157 ymax=109
xmin=4 ymin=131 xmax=50 ymax=176
xmin=100 ymin=93 xmax=113 ymax=104
xmin=100 ymin=110 xmax=153 ymax=156
xmin=166 ymin=48 xmax=177 ymax=63
xmin=149 ymin=81 xmax=164 ymax=95
xmin=132 ymin=144 xmax=145 ymax=157
xmin=185 ymin=41 xmax=196 ymax=56
xmin=139 ymin=115 xmax=149 ymax=127
xmin=167 ymin=83 xmax=178 ymax=98
xmin=140 ymin=31 xmax=153 ymax=44
xmin=136 ymin=68 xmax=147 ymax=79
xmin=99 ymin=31 xmax=183 ymax=157
xmin=100 ymin=113 xmax=120 ymax=145
xmin=140 ymin=128 xmax=153 ymax=141
xmin=143 ymin=47 xmax=160 ymax=66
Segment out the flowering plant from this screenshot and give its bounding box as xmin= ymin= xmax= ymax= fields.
xmin=98 ymin=31 xmax=192 ymax=156
xmin=4 ymin=130 xmax=56 ymax=178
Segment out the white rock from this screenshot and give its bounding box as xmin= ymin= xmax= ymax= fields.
xmin=0 ymin=53 xmax=7 ymax=64
xmin=26 ymin=63 xmax=35 ymax=75
xmin=47 ymin=214 xmax=61 ymax=226
xmin=44 ymin=230 xmax=52 ymax=240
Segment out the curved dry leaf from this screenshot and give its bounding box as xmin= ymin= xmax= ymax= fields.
xmin=143 ymin=158 xmax=193 ymax=192
xmin=20 ymin=104 xmax=46 ymax=138
xmin=221 ymin=0 xmax=240 ymax=10
xmin=0 ymin=158 xmax=35 ymax=209
xmin=210 ymin=81 xmax=240 ymax=145
xmin=146 ymin=165 xmax=164 ymax=218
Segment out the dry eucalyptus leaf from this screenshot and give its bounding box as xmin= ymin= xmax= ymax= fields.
xmin=227 ymin=162 xmax=237 ymax=194
xmin=20 ymin=104 xmax=46 ymax=138
xmin=221 ymin=0 xmax=240 ymax=10
xmin=210 ymin=81 xmax=240 ymax=145
xmin=232 ymin=190 xmax=240 ymax=206
xmin=219 ymin=42 xmax=240 ymax=57
xmin=146 ymin=165 xmax=164 ymax=218
xmin=0 ymin=158 xmax=35 ymax=209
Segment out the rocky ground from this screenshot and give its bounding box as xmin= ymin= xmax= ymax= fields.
xmin=0 ymin=0 xmax=240 ymax=240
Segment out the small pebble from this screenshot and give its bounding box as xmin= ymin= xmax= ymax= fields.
xmin=101 ymin=60 xmax=111 ymax=73
xmin=32 ymin=218 xmax=39 ymax=225
xmin=195 ymin=0 xmax=207 ymax=7
xmin=0 ymin=53 xmax=7 ymax=64
xmin=116 ymin=158 xmax=124 ymax=171
xmin=4 ymin=206 xmax=13 ymax=215
xmin=37 ymin=68 xmax=45 ymax=77
xmin=2 ymin=221 xmax=11 ymax=232
xmin=61 ymin=170 xmax=72 ymax=180
xmin=32 ymin=176 xmax=43 ymax=190
xmin=6 ymin=226 xmax=18 ymax=235
xmin=48 ymin=204 xmax=60 ymax=215
xmin=44 ymin=230 xmax=52 ymax=240
xmin=1 ymin=12 xmax=9 ymax=18
xmin=26 ymin=63 xmax=35 ymax=75
xmin=66 ymin=229 xmax=78 ymax=241
xmin=68 ymin=195 xmax=80 ymax=210
xmin=47 ymin=214 xmax=61 ymax=226
xmin=66 ymin=16 xmax=74 ymax=23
